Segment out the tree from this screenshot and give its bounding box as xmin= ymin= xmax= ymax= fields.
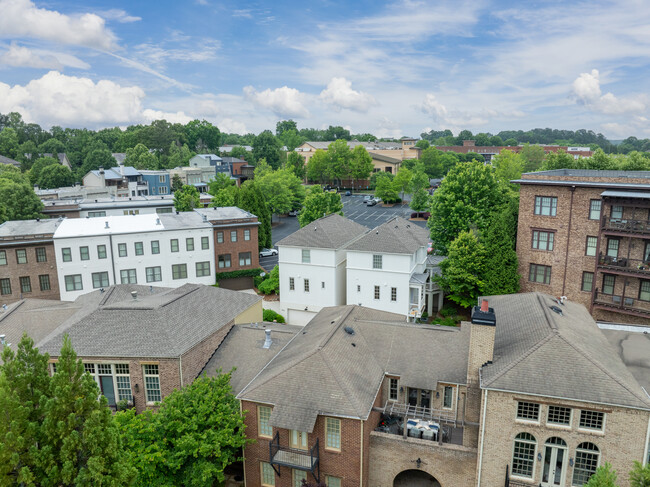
xmin=279 ymin=129 xmax=305 ymax=152
xmin=252 ymin=130 xmax=282 ymax=169
xmin=0 ymin=179 xmax=43 ymax=222
xmin=228 ymin=146 xmax=249 ymax=160
xmin=519 ymin=144 xmax=546 ymax=172
xmin=436 ymin=231 xmax=487 ymax=308
xmin=324 ymin=125 xmax=351 ymax=141
xmin=369 ymin=171 xmax=393 ymax=190
xmin=37 ymin=164 xmax=75 ymax=189
xmin=491 ymin=149 xmax=525 ymax=187
xmin=208 ymin=173 xmax=237 ymax=207
xmin=481 ymin=203 xmax=519 ymax=295
xmin=327 ymin=139 xmax=353 ymax=185
xmin=415 ymin=140 xmax=430 ymax=149
xmin=171 ymin=174 xmax=184 ymax=192
xmin=38 ymin=137 xmax=66 ymax=156
xmin=393 ymin=167 xmax=413 ymax=201
xmin=235 ymin=180 xmax=271 ymax=249
xmin=185 ymin=119 xmax=221 ymax=152
xmin=629 ymin=461 xmax=650 ymax=487
xmin=78 ymin=148 xmax=117 ymax=179
xmin=298 ymin=186 xmax=344 ymax=227
xmin=541 ymin=150 xmax=576 ymax=170
xmin=375 ymin=174 xmax=399 ymax=203
xmin=28 ymin=156 xmax=59 ymax=185
xmin=255 ymin=169 xmax=304 ymax=215
xmin=125 ymin=143 xmax=158 ymax=170
xmin=504 ymin=138 xmax=518 ymax=146
xmin=350 ymin=145 xmax=374 ymax=186
xmin=276 ymin=119 xmax=298 ymax=136
xmin=306 ymin=149 xmax=329 ymax=183
xmin=116 ymin=371 xmax=248 ymax=487
xmin=0 ymin=127 xmax=20 ymax=159
xmin=257 ymin=265 xmax=280 ymax=295
xmin=18 ymin=140 xmax=38 ymax=169
xmin=164 ymin=142 xmax=194 ymax=169
xmin=585 ymin=463 xmax=618 ymax=487
xmin=428 ymin=160 xmax=505 ymax=255
xmin=409 ymin=188 xmax=430 ymax=212
xmin=173 ymin=185 xmax=201 ymax=211
xmin=286 ymin=151 xmax=306 ymax=180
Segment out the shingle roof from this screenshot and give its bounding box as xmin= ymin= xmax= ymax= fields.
xmin=37 ymin=284 xmax=261 ymax=359
xmin=276 ymin=214 xmax=369 ymax=249
xmin=193 ymin=206 xmax=258 ymax=221
xmin=482 ymin=293 xmax=650 ymax=410
xmin=344 ymin=217 xmax=430 ymax=254
xmin=600 ymin=325 xmax=650 ymax=394
xmin=369 ymin=152 xmax=401 ymax=163
xmin=524 ymin=169 xmax=650 ymax=179
xmin=0 ymin=219 xmax=63 ymax=238
xmin=0 ymin=155 xmax=20 ymax=167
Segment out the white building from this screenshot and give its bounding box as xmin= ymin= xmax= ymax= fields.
xmin=53 ymin=213 xmax=215 ymax=301
xmin=77 ymin=195 xmax=175 ymax=218
xmin=277 ymin=214 xmax=369 ymax=325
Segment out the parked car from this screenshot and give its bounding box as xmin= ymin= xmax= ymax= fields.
xmin=363 ymin=195 xmax=372 ymax=202
xmin=366 ymin=199 xmax=378 ymax=206
xmin=410 ymin=211 xmax=431 ymax=219
xmin=288 ymin=209 xmax=299 ymax=216
xmin=345 ymin=191 xmax=351 ymax=196
xmin=259 ymin=248 xmax=278 ymax=257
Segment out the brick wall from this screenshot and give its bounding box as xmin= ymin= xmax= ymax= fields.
xmin=213 ymin=224 xmax=260 ymax=273
xmin=0 ymin=241 xmax=60 ymax=302
xmin=181 ymin=320 xmax=235 ymax=382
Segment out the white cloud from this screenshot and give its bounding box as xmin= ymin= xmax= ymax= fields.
xmin=572 ymin=69 xmax=646 ymax=115
xmin=133 ymin=39 xmax=221 ymax=68
xmin=0 ymin=0 xmax=117 ymax=50
xmin=98 ymin=9 xmax=141 ymax=23
xmin=421 ymin=94 xmax=448 ymax=119
xmin=375 ymin=117 xmax=402 ymax=139
xmin=243 ymin=85 xmax=310 ymax=118
xmin=0 ymin=42 xmax=90 ymax=70
xmin=142 ymin=109 xmax=192 ymax=124
xmin=319 ymin=77 xmax=376 ymax=112
xmin=217 ymin=118 xmax=247 ymax=134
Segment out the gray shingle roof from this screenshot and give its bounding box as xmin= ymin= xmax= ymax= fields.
xmin=344 ymin=217 xmax=430 ymax=254
xmin=0 ymin=219 xmax=63 ymax=238
xmin=482 ymin=293 xmax=650 ymax=410
xmin=0 ymin=155 xmax=20 ymax=167
xmin=524 ymin=169 xmax=650 ymax=179
xmin=276 ymin=214 xmax=369 ymax=249
xmin=37 ymin=284 xmax=261 ymax=359
xmin=193 ymin=206 xmax=258 ymax=221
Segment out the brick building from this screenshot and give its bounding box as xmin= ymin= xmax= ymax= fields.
xmin=514 ymin=169 xmax=650 ymax=324
xmin=437 ymin=140 xmax=593 ymax=162
xmin=0 ymin=219 xmax=63 ymax=303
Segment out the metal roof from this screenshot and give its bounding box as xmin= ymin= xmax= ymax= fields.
xmin=600 ymin=190 xmax=650 ymax=199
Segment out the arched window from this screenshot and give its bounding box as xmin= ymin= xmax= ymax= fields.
xmin=572 ymin=442 xmax=600 ymax=486
xmin=512 ymin=433 xmax=537 ymax=478
xmin=546 ymin=437 xmax=567 ymax=447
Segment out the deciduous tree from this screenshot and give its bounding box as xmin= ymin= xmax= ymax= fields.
xmin=173 ymin=184 xmax=201 ymax=211
xmin=0 ymin=127 xmax=20 ymax=159
xmin=252 ymin=130 xmax=282 ymax=169
xmin=375 ymin=174 xmax=399 ymax=203
xmin=125 ymin=143 xmax=159 ymax=170
xmin=298 ymin=186 xmax=344 ymax=227
xmin=37 ymin=164 xmax=75 ymax=189
xmin=286 ymin=151 xmax=306 ymax=180
xmin=235 ymin=180 xmax=271 ymax=248
xmin=306 ymin=149 xmax=329 ymax=184
xmin=491 ymin=149 xmax=525 ymax=187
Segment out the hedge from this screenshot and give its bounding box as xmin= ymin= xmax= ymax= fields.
xmin=214 ymin=268 xmax=264 ymax=282
xmin=263 ymin=309 xmax=285 ymax=323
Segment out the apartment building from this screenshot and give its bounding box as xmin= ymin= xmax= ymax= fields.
xmin=82 ymin=164 xmax=148 ymax=197
xmin=437 ymin=140 xmax=594 ymax=162
xmin=0 ymin=219 xmax=63 ymax=303
xmin=514 ymin=169 xmax=650 ymax=325
xmin=52 ymin=212 xmax=215 ymax=301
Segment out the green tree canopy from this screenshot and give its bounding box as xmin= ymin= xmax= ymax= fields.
xmin=125 ymin=143 xmax=159 ymax=170
xmin=306 ymin=149 xmax=329 ymax=184
xmin=171 ymin=174 xmax=184 ymax=192
xmin=350 ymin=145 xmax=374 ymax=184
xmin=415 ymin=140 xmax=430 ymax=149
xmin=29 ymin=156 xmax=59 ymax=185
xmin=327 ymin=139 xmax=353 ymax=184
xmin=252 ymin=130 xmax=282 ymax=169
xmin=0 ymin=178 xmax=43 ymax=223
xmin=78 ymin=148 xmax=117 ymax=179
xmin=37 ymin=164 xmax=75 ymax=189
xmin=481 ymin=201 xmax=520 ymax=295
xmin=491 ymin=149 xmax=525 ymax=187
xmin=298 ymin=186 xmax=344 ymax=227
xmin=276 ymin=119 xmax=298 ymax=136
xmin=629 ymin=460 xmax=650 ymax=487
xmin=279 ymin=129 xmax=305 ymax=152
xmin=173 ymin=185 xmax=201 ymax=211
xmin=235 ymin=180 xmax=271 ymax=249
xmin=0 ymin=127 xmax=20 ymax=159
xmin=393 ymin=167 xmax=413 ymax=200
xmin=185 ymin=119 xmax=221 ymax=152
xmin=286 ymin=151 xmax=306 ymax=180
xmin=409 ymin=188 xmax=430 ymax=212
xmin=208 ymin=173 xmax=237 ymax=207
xmin=375 ymin=174 xmax=400 ymax=202
xmin=255 ymin=168 xmax=305 ymax=215
xmin=519 ymin=144 xmax=546 ymax=172
xmin=585 ymin=463 xmax=618 ymax=487
xmin=228 ymin=145 xmax=250 ymax=161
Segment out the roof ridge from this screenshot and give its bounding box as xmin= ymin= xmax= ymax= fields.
xmin=98 ymin=286 xmax=116 ymax=306
xmin=0 ymin=300 xmax=25 ymax=323
xmin=317 ymin=306 xmax=356 ymax=350
xmin=160 ymin=285 xmax=200 ymax=307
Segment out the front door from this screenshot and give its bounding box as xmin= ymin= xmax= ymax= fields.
xmin=100 ymin=376 xmax=116 ymax=406
xmin=542 ymin=442 xmax=567 ymax=486
xmin=290 ymin=430 xmax=308 ymax=451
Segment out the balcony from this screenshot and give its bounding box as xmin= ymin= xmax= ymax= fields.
xmin=597 ymin=254 xmax=650 ymax=278
xmin=593 ymin=291 xmax=650 ymax=319
xmin=601 ymin=217 xmax=650 ymax=237
xmin=269 ymin=432 xmax=320 ymax=482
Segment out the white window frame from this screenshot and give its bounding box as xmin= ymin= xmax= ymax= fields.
xmin=83 ymin=362 xmax=132 ymax=403
xmin=373 ymin=254 xmax=383 ymax=269
xmin=143 ymin=364 xmax=161 ymax=403
xmin=258 ymin=405 xmax=273 ymax=438
xmin=516 ymin=401 xmax=540 ymax=423
xmin=325 ymin=417 xmax=341 ymax=451
xmin=443 ymin=385 xmax=453 ymax=409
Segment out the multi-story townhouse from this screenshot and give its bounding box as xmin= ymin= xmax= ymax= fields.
xmin=139 ymin=170 xmax=172 ymax=196
xmin=83 ymin=164 xmax=148 ymax=197
xmin=514 ymin=169 xmax=650 ymax=325
xmin=53 ymin=212 xmax=215 ymax=301
xmin=0 ymin=219 xmax=63 ymax=303
xmin=277 ymin=214 xmax=369 ymax=325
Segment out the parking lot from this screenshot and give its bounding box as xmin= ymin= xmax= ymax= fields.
xmin=258 ymin=194 xmax=427 ymax=270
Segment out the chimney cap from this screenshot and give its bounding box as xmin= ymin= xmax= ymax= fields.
xmin=471 ymin=302 xmax=496 ymax=326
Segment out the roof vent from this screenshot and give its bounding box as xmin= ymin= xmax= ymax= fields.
xmin=131 ymin=291 xmax=138 ymax=300
xmin=344 ymin=326 xmax=355 ymax=335
xmin=104 ymin=221 xmax=109 ymax=229
xmin=549 ymin=305 xmax=563 ymax=316
xmin=1 ymin=304 xmax=7 ymax=311
xmin=471 ymin=299 xmax=496 ymax=326
xmin=0 ymin=335 xmax=9 ymax=347
xmin=99 ymin=288 xmax=104 ymax=293
xmin=263 ymin=329 xmax=272 ymax=349
xmin=149 ymin=286 xmax=153 ymax=293
xmin=156 ymin=218 xmax=161 ymax=225
xmin=202 ymin=214 xmax=207 ymax=222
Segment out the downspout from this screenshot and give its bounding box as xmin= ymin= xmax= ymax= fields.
xmin=455 ymin=384 xmax=460 ymax=423
xmin=561 ymin=186 xmax=576 ymax=296
xmin=644 ymin=414 xmax=650 ymax=466
xmin=179 ymin=354 xmax=183 ymax=388
xmin=109 ymin=234 xmax=117 ymax=285
xmin=241 ymin=400 xmax=248 ymax=485
xmin=360 ymin=420 xmax=364 ymax=487
xmin=477 ymin=389 xmax=488 ymax=487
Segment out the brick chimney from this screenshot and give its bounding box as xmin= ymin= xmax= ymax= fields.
xmin=463 ymin=140 xmax=476 ymax=147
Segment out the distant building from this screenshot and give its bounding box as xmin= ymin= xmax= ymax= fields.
xmin=0 ymin=154 xmax=21 ymax=167
xmin=41 ymin=195 xmax=176 ymax=219
xmin=435 ymin=140 xmax=593 ymax=162
xmin=82 ymin=164 xmax=148 ymax=197
xmin=139 ymin=170 xmax=171 ymax=196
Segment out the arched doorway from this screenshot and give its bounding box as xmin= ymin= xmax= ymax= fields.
xmin=394 ymin=469 xmax=441 ymax=487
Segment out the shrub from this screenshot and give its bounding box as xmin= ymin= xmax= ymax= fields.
xmin=439 ymin=305 xmax=456 ymax=318
xmin=215 ymin=268 xmax=264 ymax=282
xmin=431 ymin=317 xmax=457 ymax=327
xmin=263 ymin=309 xmax=285 ymax=323
xmin=257 ymin=265 xmax=279 ymax=295
xmin=420 ymin=311 xmax=428 ymax=320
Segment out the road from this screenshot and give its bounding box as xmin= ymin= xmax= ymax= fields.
xmin=258 ymin=194 xmax=427 ymax=271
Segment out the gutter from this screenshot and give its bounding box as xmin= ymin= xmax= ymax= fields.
xmin=477 ymin=388 xmax=488 ymax=487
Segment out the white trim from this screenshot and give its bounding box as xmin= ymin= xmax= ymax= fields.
xmin=643 ymin=415 xmax=650 ymax=466
xmin=477 ymin=388 xmax=488 ymax=487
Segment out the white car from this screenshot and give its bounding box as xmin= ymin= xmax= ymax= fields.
xmin=259 ymin=248 xmax=278 ymax=258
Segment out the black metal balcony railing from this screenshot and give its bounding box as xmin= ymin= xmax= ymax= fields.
xmin=598 ymin=254 xmax=650 ymax=276
xmin=505 ymin=465 xmax=541 ymax=487
xmin=593 ymin=290 xmax=650 ymax=318
xmin=269 ymin=432 xmax=320 ymax=482
xmin=602 ymin=217 xmax=650 ymax=235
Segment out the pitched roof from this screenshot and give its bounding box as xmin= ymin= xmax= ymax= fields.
xmin=0 ymin=155 xmax=20 ymax=167
xmin=276 ymin=214 xmax=369 ymax=249
xmin=37 ymin=284 xmax=261 ymax=359
xmin=482 ymin=293 xmax=650 ymax=410
xmin=600 ymin=325 xmax=650 ymax=394
xmin=369 ymin=152 xmax=401 ymax=164
xmin=344 ymin=217 xmax=430 ymax=254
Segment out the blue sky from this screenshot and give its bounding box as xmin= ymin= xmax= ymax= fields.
xmin=0 ymin=0 xmax=649 ymax=139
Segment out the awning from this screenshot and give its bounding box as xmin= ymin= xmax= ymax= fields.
xmin=269 ymin=405 xmax=318 ymax=433
xmin=410 ymin=272 xmax=429 ymax=285
xmin=600 ymin=190 xmax=650 ymax=199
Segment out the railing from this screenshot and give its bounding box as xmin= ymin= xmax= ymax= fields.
xmin=383 ymin=400 xmax=457 ymax=425
xmin=593 ymin=290 xmax=650 ymax=316
xmin=598 ymin=254 xmax=650 ymax=276
xmin=269 ymin=432 xmax=320 ymax=482
xmin=505 ymin=465 xmax=540 ymax=487
xmin=602 ymin=217 xmax=650 ymax=235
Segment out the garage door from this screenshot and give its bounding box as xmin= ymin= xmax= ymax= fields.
xmin=287 ymin=309 xmax=317 ymax=326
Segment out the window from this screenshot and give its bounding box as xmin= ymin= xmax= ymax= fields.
xmin=258 ymin=406 xmax=273 ymax=437
xmin=151 ymin=240 xmax=160 ymax=254
xmin=572 ymin=443 xmax=600 ymax=486
xmin=62 ymin=247 xmax=72 ymax=262
xmin=218 ymin=254 xmax=231 ymax=269
xmin=373 ymin=254 xmax=383 ymax=269
xmin=321 ymin=281 xmax=325 ymax=289
xmin=292 ymin=470 xmax=306 ymax=487
xmin=35 ymin=247 xmax=47 ymax=263
xmin=244 ymin=229 xmax=250 ymax=241
xmin=39 ymin=274 xmax=50 ymax=291
xmin=64 ymin=274 xmax=83 ymax=291
xmin=143 ymin=364 xmax=161 ymax=403
xmin=196 ymin=261 xmax=210 ymax=277
xmin=391 ymin=287 xmax=397 ymax=302
xmin=325 ymin=417 xmax=341 ymax=450
xmin=120 ymin=269 xmax=137 ymax=284
xmin=586 ymin=236 xmax=598 ymax=256
xmin=511 ymin=433 xmax=537 ymax=478
xmin=357 ymin=285 xmax=361 ymax=292
xmin=326 ymin=476 xmax=342 ymax=487
xmin=534 ymin=196 xmax=557 ymax=216
xmin=16 ymin=249 xmax=27 ymax=264
xmin=134 ymin=242 xmax=144 ymax=256
xmin=547 ymin=406 xmax=572 ymax=426
xmin=302 ymin=249 xmax=310 ymax=263
xmin=304 ymin=279 xmax=310 ymax=292
xmin=172 ymin=264 xmax=187 ymax=279
xmin=92 ymin=272 xmax=109 ymax=288
xmin=529 ymin=264 xmax=551 ymax=284
xmin=640 ymin=281 xmax=650 ymax=302
xmin=239 ymin=252 xmax=252 ymax=266
xmin=87 ymin=211 xmax=106 ymax=217
xmin=186 ymin=238 xmax=194 ymax=251
xmin=0 ymin=250 xmax=6 ymax=265
xmin=260 ymin=462 xmax=275 ymax=486
xmin=115 ymin=363 xmax=132 ymax=402
xmin=581 ymin=272 xmax=594 ymax=292
xmin=118 ymin=243 xmax=127 ymax=257
xmin=80 ymin=246 xmax=90 ymax=261
xmin=606 ymin=238 xmax=619 ymax=258
xmin=146 ymin=266 xmax=162 ymax=282
xmin=517 ymin=401 xmax=540 ymax=421
xmin=158 ymin=187 xmax=169 ymax=195
xmin=589 ymin=199 xmax=602 ymax=220
xmin=159 ymin=174 xmax=166 ymax=183
xmin=0 ymin=279 xmax=11 ymax=295
xmin=602 ymin=275 xmax=615 ymax=295
xmin=97 ymin=244 xmax=107 ymax=259
xmin=289 ymin=277 xmax=295 ymax=290
xmin=217 ymin=231 xmax=224 ymax=243
xmin=389 ymin=378 xmax=398 ymax=400
xmin=123 ymin=209 xmax=139 ymax=215
xmin=19 ymin=276 xmax=31 ymax=293
xmin=611 ymin=205 xmax=623 ymax=220
xmin=532 ymin=230 xmax=554 ymax=251
xmin=170 ymin=239 xmax=179 ymax=252
xmin=443 ymin=386 xmax=453 ymax=409
xmin=230 ymin=230 xmax=237 ymax=242
xmin=374 ymin=285 xmax=380 ymax=300
xmin=201 ymin=236 xmax=209 ymax=250
xmin=579 ymin=410 xmax=604 ymax=431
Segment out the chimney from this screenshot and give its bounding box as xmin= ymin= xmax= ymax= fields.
xmin=263 ymin=329 xmax=272 ymax=349
xmin=463 ymin=140 xmax=476 ymax=147
xmin=466 ymin=299 xmax=496 ymax=383
xmin=119 ymin=163 xmax=125 ymax=177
